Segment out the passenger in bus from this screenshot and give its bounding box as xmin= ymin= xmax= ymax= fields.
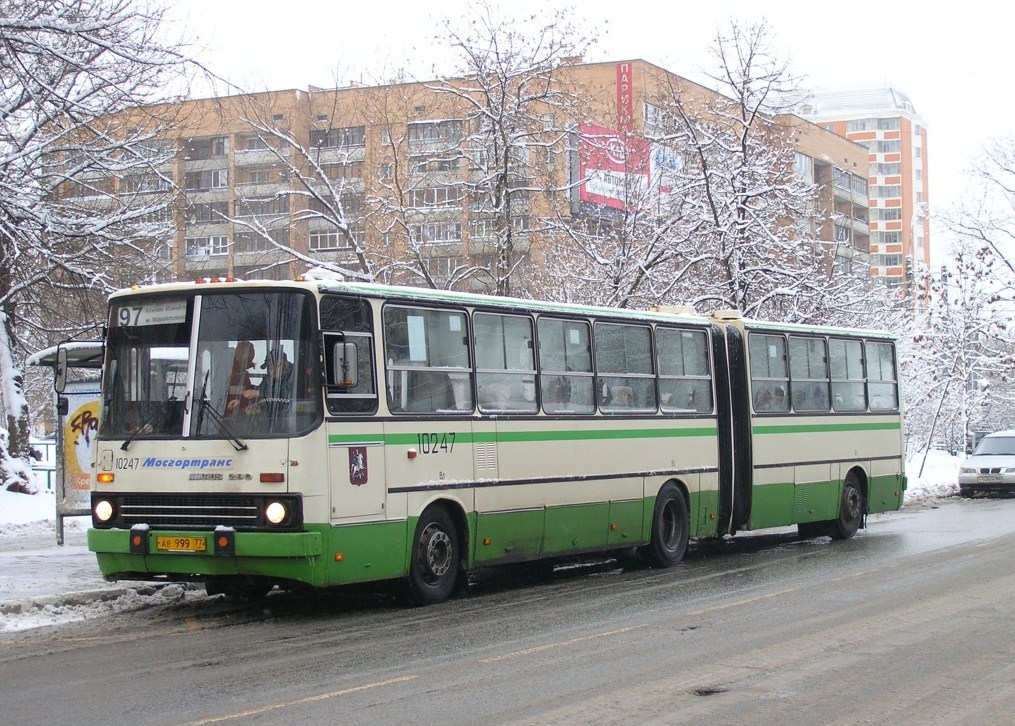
xmin=225 ymin=341 xmax=258 ymax=415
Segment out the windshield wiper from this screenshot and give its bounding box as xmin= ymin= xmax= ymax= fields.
xmin=196 ymin=372 xmax=248 ymax=452
xmin=121 ymin=397 xmax=177 ymax=451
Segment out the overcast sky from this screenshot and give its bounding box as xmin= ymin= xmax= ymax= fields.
xmin=166 ymin=0 xmax=1010 ymax=260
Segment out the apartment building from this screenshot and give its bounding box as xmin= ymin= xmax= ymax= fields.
xmin=86 ymin=60 xmax=872 ymax=293
xmin=799 ymin=87 xmax=929 ymax=287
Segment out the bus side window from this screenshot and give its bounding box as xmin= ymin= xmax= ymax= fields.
xmin=407 ymin=371 xmax=455 ymax=412
xmin=321 ymin=296 xmax=377 ymax=415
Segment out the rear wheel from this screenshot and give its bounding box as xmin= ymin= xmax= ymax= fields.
xmin=642 ymin=483 xmax=689 ymax=568
xmin=407 ymin=506 xmax=460 ymax=605
xmin=830 ymin=472 xmax=864 ymax=540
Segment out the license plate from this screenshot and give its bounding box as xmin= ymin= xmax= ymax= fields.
xmin=978 ymin=475 xmax=1003 ymax=483
xmin=155 ymin=535 xmax=207 ymax=552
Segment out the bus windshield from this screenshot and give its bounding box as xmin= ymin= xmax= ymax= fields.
xmin=100 ymin=290 xmax=320 ymax=439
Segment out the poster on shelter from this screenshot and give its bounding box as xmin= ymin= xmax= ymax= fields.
xmin=62 ymin=384 xmax=100 ymax=494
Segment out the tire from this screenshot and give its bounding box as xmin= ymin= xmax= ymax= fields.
xmin=959 ymin=488 xmax=974 ymax=498
xmin=408 ymin=506 xmax=460 ymax=605
xmin=642 ymin=483 xmax=689 ymax=568
xmin=829 ymin=472 xmax=864 ymax=540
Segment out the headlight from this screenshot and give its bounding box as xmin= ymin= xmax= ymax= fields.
xmin=959 ymin=467 xmax=975 ymax=474
xmin=264 ymin=501 xmax=288 ymax=525
xmin=94 ymin=499 xmax=114 ymax=522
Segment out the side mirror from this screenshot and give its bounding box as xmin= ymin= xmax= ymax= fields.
xmin=333 ymin=341 xmax=358 ymax=388
xmin=55 ymin=347 xmax=68 ymax=393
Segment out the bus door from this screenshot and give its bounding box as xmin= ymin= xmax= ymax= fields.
xmin=320 ymin=298 xmax=387 ymax=521
xmin=710 ymin=323 xmax=753 ymax=536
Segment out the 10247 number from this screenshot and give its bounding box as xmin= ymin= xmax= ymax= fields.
xmin=417 ymin=432 xmax=456 ymax=454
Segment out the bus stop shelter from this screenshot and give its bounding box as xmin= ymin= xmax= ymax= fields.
xmin=27 ymin=340 xmax=103 ymax=544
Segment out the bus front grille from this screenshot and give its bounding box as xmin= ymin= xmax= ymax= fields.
xmin=91 ymin=492 xmax=303 ymax=531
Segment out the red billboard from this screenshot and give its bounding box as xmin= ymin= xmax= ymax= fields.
xmin=578 ymin=122 xmax=650 ymax=212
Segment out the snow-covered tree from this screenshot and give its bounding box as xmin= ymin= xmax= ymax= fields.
xmin=427 ymin=2 xmax=596 ymax=297
xmin=900 ymin=245 xmax=1015 ymax=461
xmin=545 ymin=20 xmax=888 ymax=324
xmin=903 ymin=134 xmax=1015 ymax=459
xmin=0 ymin=0 xmax=190 ymax=490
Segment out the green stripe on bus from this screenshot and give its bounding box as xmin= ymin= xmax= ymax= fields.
xmin=329 ymin=426 xmax=717 ymax=447
xmin=753 ymin=421 xmax=902 ymax=435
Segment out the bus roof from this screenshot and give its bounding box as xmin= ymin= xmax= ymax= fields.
xmin=108 ymin=278 xmax=895 ymax=339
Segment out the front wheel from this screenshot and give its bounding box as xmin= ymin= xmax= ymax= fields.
xmin=407 ymin=506 xmax=461 ymax=605
xmin=642 ymin=483 xmax=689 ymax=568
xmin=830 ymin=473 xmax=864 ymax=540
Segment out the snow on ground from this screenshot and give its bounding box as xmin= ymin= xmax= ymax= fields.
xmin=0 ymin=450 xmax=964 ymax=633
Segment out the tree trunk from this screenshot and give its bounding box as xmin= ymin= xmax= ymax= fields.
xmin=0 ymin=302 xmax=33 ymax=493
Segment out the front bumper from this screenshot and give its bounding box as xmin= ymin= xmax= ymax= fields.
xmin=88 ymin=527 xmax=325 ymax=586
xmin=957 ymin=474 xmax=1015 ymax=496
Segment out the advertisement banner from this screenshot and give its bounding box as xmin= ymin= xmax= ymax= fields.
xmin=60 ymin=382 xmax=100 ymax=510
xmin=578 ymin=122 xmax=650 ymax=212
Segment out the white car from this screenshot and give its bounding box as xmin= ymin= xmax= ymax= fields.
xmin=958 ymin=430 xmax=1015 ymax=497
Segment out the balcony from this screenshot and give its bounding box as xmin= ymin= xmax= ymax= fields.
xmin=234 ymin=147 xmax=289 ymax=166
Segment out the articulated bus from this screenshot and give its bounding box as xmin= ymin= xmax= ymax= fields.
xmin=86 ymin=278 xmax=905 ymax=603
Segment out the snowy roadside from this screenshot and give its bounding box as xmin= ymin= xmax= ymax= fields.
xmin=0 ymin=450 xmax=964 ymax=633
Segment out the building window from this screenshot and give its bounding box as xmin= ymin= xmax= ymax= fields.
xmin=411 ymin=221 xmax=462 ymax=243
xmin=423 ymin=256 xmax=462 ymax=282
xmin=870 ymin=208 xmax=902 ymax=222
xmin=794 ymin=153 xmax=814 ymax=184
xmin=873 ymin=253 xmax=902 ymax=267
xmin=186 ymin=235 xmax=228 ymax=257
xmin=874 ymin=231 xmax=901 ymax=245
xmin=877 ymin=118 xmax=900 ymax=131
xmin=236 ymin=196 xmax=290 ymax=216
xmin=846 ymin=118 xmax=876 ymax=132
xmin=310 ymin=126 xmax=366 ymax=149
xmin=408 ymin=185 xmax=461 ymax=208
xmin=184 ymin=169 xmax=227 ymax=191
xmin=121 ymin=172 xmax=173 ymax=194
xmin=410 ymin=153 xmax=462 ymax=173
xmin=870 ymin=185 xmax=901 ymax=198
xmin=643 ymin=102 xmax=664 ymax=130
xmin=872 ymin=163 xmax=901 ymax=176
xmin=471 ymin=217 xmax=495 ymax=239
xmin=188 ymin=202 xmax=230 ymax=223
xmin=407 ymin=119 xmax=463 ymax=144
xmin=185 ymin=136 xmax=227 ymax=160
xmin=379 ymin=162 xmax=394 ymax=180
xmin=234 ymin=233 xmax=271 ymax=253
xmin=240 ymin=136 xmax=270 ymax=150
xmin=310 ymin=229 xmax=352 ymax=251
xmin=876 ymin=140 xmax=900 ymax=153
xmin=322 ymin=162 xmax=364 ymax=179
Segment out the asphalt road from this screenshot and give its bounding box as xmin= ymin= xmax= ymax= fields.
xmin=1 ymin=498 xmax=1013 ymax=725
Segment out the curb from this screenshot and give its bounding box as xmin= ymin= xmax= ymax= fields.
xmin=0 ymin=584 xmax=168 ymax=616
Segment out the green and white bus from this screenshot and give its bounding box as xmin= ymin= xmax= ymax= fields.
xmin=87 ymin=278 xmax=905 ymax=603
